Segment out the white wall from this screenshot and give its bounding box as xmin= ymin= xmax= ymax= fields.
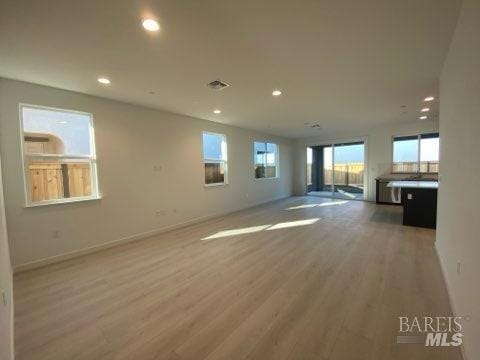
xmin=0 ymin=78 xmax=293 ymax=269
xmin=0 ymin=155 xmax=14 ymax=360
xmin=293 ymin=120 xmax=439 ymax=201
xmin=437 ymin=1 xmax=480 ymax=359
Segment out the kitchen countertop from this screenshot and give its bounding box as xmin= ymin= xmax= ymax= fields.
xmin=376 ymin=175 xmax=438 ymax=181
xmin=387 ymin=181 xmax=439 ymax=189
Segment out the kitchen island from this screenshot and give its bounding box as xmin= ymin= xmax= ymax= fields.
xmin=387 ymin=181 xmax=438 ymax=229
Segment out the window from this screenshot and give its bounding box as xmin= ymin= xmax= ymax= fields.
xmin=203 ymin=132 xmax=227 ymax=185
xmin=306 ymin=147 xmax=313 ymax=186
xmin=20 ymin=104 xmax=99 ymax=206
xmin=419 ymin=133 xmax=440 ymax=173
xmin=254 ymin=141 xmax=278 ymax=178
xmin=392 ymin=133 xmax=439 ymax=173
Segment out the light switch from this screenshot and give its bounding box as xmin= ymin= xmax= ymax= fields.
xmin=407 ymin=193 xmax=413 ymax=200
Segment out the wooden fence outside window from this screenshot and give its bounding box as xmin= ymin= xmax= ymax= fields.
xmin=29 ymin=163 xmax=92 ymax=202
xmin=324 ymin=163 xmax=364 ymax=186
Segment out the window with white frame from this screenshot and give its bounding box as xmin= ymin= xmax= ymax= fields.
xmin=392 ymin=133 xmax=439 ymax=173
xmin=306 ymin=147 xmax=313 ymax=186
xmin=254 ymin=141 xmax=278 ymax=178
xmin=20 ymin=104 xmax=99 ymax=206
xmin=203 ymin=132 xmax=227 ymax=185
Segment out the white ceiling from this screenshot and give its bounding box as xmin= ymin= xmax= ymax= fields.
xmin=0 ymin=0 xmax=461 ymax=138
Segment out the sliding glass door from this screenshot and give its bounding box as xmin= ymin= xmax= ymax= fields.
xmin=332 ymin=142 xmax=365 ymax=200
xmin=307 ymin=141 xmax=365 ymax=200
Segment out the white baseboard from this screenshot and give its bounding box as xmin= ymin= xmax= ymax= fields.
xmin=13 ymin=195 xmax=291 ymax=273
xmin=434 ymin=244 xmax=467 ymax=360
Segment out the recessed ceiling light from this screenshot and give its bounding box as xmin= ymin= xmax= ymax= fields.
xmin=59 ymin=121 xmax=68 ymax=124
xmin=420 ymin=115 xmax=428 ymax=120
xmin=213 ymin=109 xmax=221 ymax=114
xmin=97 ymin=77 xmax=111 ymax=85
xmin=421 ymin=107 xmax=430 ymax=112
xmin=142 ymin=19 xmax=160 ymax=32
xmin=424 ymin=96 xmax=435 ymax=102
xmin=272 ymin=90 xmax=282 ymax=96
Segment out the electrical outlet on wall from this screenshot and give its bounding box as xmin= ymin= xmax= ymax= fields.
xmin=153 ymin=165 xmax=163 ymax=172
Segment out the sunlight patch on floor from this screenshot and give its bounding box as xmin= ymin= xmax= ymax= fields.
xmin=201 ymin=225 xmax=271 ymax=240
xmin=201 ymin=218 xmax=320 ymax=240
xmin=266 ymin=218 xmax=320 ymax=230
xmin=337 ymin=189 xmax=357 ymax=199
xmin=286 ymin=200 xmax=348 ymax=211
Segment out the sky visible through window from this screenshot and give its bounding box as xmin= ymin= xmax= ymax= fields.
xmin=420 ymin=138 xmax=440 ymax=161
xmin=203 ymin=132 xmax=226 ymax=160
xmin=334 ymin=144 xmax=364 ymax=164
xmin=324 ymin=144 xmax=364 ymax=167
xmin=255 ymin=142 xmax=276 ymax=165
xmin=307 ymin=148 xmax=312 ymax=164
xmin=22 ymin=107 xmax=92 ymax=155
xmin=393 ymin=138 xmax=439 ymax=162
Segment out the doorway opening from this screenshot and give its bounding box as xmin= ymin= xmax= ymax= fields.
xmin=307 ymin=141 xmax=365 ymax=200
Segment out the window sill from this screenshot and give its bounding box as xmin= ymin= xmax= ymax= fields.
xmin=204 ymin=183 xmax=228 ymax=188
xmin=24 ymin=195 xmax=102 ymax=208
xmin=254 ymin=176 xmax=280 ymax=181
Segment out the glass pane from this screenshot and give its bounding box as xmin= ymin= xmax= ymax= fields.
xmin=266 ymin=143 xmax=277 ymax=177
xmin=323 ymin=146 xmax=333 ymax=191
xmin=420 ymin=136 xmax=439 ymax=173
xmin=333 ymin=143 xmax=365 ymax=200
xmin=393 ymin=137 xmax=419 ymax=173
xmin=203 ymin=133 xmax=226 ymax=160
xmin=204 ymin=162 xmax=226 ymax=184
xmin=27 ymin=159 xmax=92 ymax=202
xmin=306 ymin=147 xmax=313 ymax=185
xmin=254 ymin=142 xmax=266 ymax=178
xmin=22 ymin=106 xmax=92 ymax=156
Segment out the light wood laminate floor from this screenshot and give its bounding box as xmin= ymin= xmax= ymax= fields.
xmin=14 ymin=197 xmax=462 ymax=360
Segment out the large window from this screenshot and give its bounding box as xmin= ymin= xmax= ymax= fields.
xmin=20 ymin=104 xmax=99 ymax=206
xmin=254 ymin=141 xmax=278 ymax=178
xmin=392 ymin=133 xmax=439 ymax=173
xmin=203 ymin=132 xmax=227 ymax=185
xmin=306 ymin=147 xmax=313 ymax=186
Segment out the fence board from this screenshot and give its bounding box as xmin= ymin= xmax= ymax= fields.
xmin=29 ymin=164 xmax=64 ymax=202
xmin=392 ymin=161 xmax=439 ymax=173
xmin=68 ymin=164 xmax=91 ymax=197
xmin=324 ymin=163 xmax=364 ymax=186
xmin=28 ymin=163 xmax=91 ymax=201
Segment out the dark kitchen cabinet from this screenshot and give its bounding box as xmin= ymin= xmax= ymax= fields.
xmin=401 ymin=188 xmax=437 ymax=229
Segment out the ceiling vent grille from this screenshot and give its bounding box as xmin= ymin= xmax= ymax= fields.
xmin=207 ymin=79 xmax=230 ymax=90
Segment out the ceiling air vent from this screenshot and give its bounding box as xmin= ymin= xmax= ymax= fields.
xmin=207 ymin=79 xmax=230 ymax=90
